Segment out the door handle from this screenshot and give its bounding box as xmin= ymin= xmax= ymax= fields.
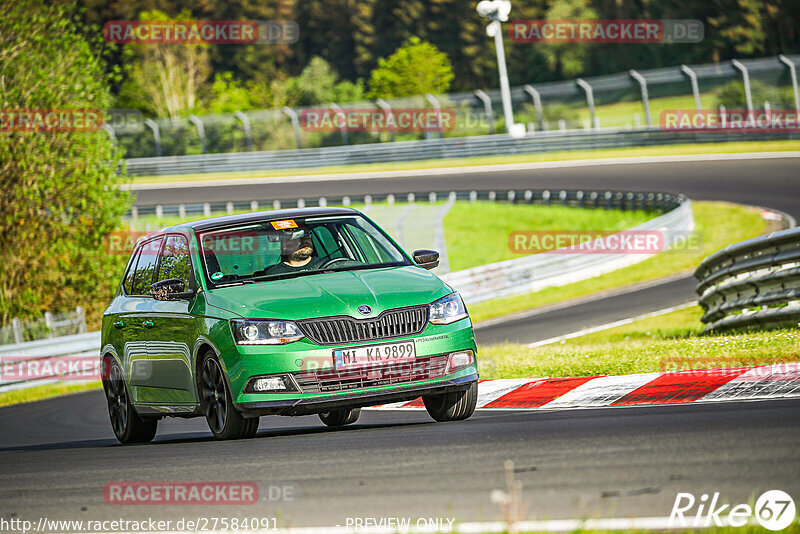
xmin=142 ymin=320 xmax=155 ymax=329
xmin=113 ymin=320 xmax=125 ymax=329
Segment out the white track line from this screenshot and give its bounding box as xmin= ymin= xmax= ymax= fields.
xmin=124 ymin=151 xmax=800 ymax=190
xmin=525 ymin=301 xmax=697 ymax=348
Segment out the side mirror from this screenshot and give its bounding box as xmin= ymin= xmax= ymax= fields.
xmin=412 ymin=249 xmax=440 ymax=270
xmin=150 ymin=279 xmax=195 ymax=301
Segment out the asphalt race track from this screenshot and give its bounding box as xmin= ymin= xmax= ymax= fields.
xmin=1 ymin=155 xmax=798 ymax=528
xmin=1 ymin=393 xmax=799 ymax=527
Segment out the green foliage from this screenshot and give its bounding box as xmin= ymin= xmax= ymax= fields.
xmin=0 ymin=0 xmax=130 ymax=327
xmin=538 ymin=0 xmax=598 ymax=78
xmin=714 ymin=80 xmax=794 ymax=109
xmin=367 ymin=37 xmax=454 ymax=99
xmin=285 ymin=57 xmax=365 ymax=106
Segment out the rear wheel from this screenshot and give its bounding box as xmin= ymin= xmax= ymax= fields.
xmin=103 ymin=359 xmax=158 ymax=444
xmin=422 ymin=381 xmax=478 ymax=422
xmin=319 ymin=407 xmax=361 ymax=427
xmin=199 ymin=351 xmax=255 ymax=440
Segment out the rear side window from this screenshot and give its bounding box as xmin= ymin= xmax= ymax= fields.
xmin=130 ymin=237 xmax=164 ymax=295
xmin=158 ymin=235 xmax=191 ymax=287
xmin=123 ymin=247 xmax=142 ymax=294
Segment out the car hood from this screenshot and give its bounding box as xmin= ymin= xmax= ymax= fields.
xmin=204 ymin=266 xmax=452 ymax=320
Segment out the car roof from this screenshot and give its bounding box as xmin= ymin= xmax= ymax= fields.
xmin=162 ymin=207 xmax=361 ymax=233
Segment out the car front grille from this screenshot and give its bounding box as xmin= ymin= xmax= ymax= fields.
xmin=292 ymin=355 xmax=449 ymax=393
xmin=298 ymin=305 xmax=428 ymax=345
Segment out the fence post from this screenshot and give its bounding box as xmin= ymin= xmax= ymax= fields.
xmin=188 ymin=115 xmax=207 ymax=154
xmin=629 ymin=70 xmax=651 ymax=127
xmin=523 ymin=85 xmax=544 ymax=133
xmin=576 ymin=79 xmax=597 ymax=130
xmin=329 ymin=103 xmax=349 ymax=145
xmin=282 ymin=107 xmax=303 ymax=149
xmin=375 ymin=99 xmax=396 ymax=142
xmin=144 ymin=118 xmax=162 ymax=157
xmin=44 ymin=311 xmax=55 ymax=338
xmin=234 ymin=111 xmax=254 ymax=151
xmin=75 ymin=306 xmax=87 ymax=334
xmin=779 ymin=55 xmax=800 ymax=115
xmin=425 ymin=94 xmax=442 ymax=140
xmin=11 ymin=318 xmax=23 ymax=344
xmin=474 ymin=90 xmax=495 ymax=134
xmin=680 ymin=65 xmax=702 ymax=112
xmin=731 ymin=59 xmax=754 ymax=116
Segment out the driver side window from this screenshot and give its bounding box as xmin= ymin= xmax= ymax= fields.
xmin=158 ymin=235 xmax=191 ymax=287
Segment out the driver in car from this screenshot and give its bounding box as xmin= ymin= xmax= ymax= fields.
xmin=261 ymin=226 xmax=323 ymax=275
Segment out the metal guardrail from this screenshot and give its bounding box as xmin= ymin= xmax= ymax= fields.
xmin=1 ymin=189 xmax=689 ymax=392
xmin=124 ymin=128 xmax=799 ymax=176
xmin=695 ymin=226 xmax=800 ymax=333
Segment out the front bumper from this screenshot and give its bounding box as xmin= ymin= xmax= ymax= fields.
xmin=236 ymin=373 xmax=478 ymax=416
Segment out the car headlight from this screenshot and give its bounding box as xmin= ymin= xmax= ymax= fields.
xmin=231 ymin=319 xmax=304 ymax=345
xmin=429 ymin=292 xmax=469 ymax=325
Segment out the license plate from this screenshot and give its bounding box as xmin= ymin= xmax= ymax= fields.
xmin=333 ymin=341 xmax=416 ymax=370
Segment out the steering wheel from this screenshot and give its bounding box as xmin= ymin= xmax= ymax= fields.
xmin=320 ymin=257 xmax=353 ymax=269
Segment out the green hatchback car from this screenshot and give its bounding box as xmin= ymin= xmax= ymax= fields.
xmin=101 ymin=207 xmax=479 ymax=443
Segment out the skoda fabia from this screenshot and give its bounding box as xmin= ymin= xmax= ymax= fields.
xmin=101 ymin=208 xmax=479 ymax=443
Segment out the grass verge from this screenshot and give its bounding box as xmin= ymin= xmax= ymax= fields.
xmin=0 ymin=381 xmax=101 ymax=408
xmin=479 ymin=305 xmax=799 ymax=379
xmin=128 ymin=140 xmax=800 ymax=184
xmin=468 ymin=201 xmax=768 ymax=323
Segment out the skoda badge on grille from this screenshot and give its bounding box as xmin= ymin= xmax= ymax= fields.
xmin=357 ymin=305 xmax=372 ymax=316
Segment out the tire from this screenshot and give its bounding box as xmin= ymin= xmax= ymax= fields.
xmin=422 ymin=381 xmax=478 ymax=422
xmin=319 ymin=407 xmax=361 ymax=427
xmin=103 ymin=358 xmax=158 ymax=444
xmin=199 ymin=351 xmax=254 ymax=440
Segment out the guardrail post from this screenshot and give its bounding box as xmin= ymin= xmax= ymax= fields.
xmin=188 ymin=115 xmax=207 ymax=154
xmin=75 ymin=306 xmax=87 ymax=334
xmin=44 ymin=311 xmax=55 ymax=338
xmin=273 ymin=200 xmax=281 ymax=210
xmin=629 ymin=70 xmax=651 ymax=127
xmin=155 ymin=205 xmax=163 ymax=219
xmin=523 ymin=85 xmax=545 ymax=133
xmin=144 ymin=118 xmax=162 ymax=157
xmin=731 ymin=59 xmax=754 ymax=116
xmin=178 ymin=204 xmax=186 ymax=218
xmin=130 ymin=206 xmax=138 ymax=221
xmin=282 ymin=107 xmax=303 ymax=149
xmin=779 ymin=55 xmax=800 ymax=115
xmin=474 ymin=90 xmax=495 ymax=134
xmin=11 ymin=318 xmax=23 ymax=344
xmin=576 ymin=79 xmax=598 ymax=130
xmin=101 ymin=123 xmax=116 ymax=142
xmin=203 ymin=203 xmax=211 ymax=217
xmin=234 ymin=111 xmax=254 ymax=151
xmin=680 ymin=65 xmax=702 ymax=112
xmin=251 ymin=201 xmax=259 ymax=211
xmin=425 ymin=94 xmax=442 ymax=140
xmin=329 ymin=103 xmax=349 ymax=145
xmin=375 ymin=99 xmax=396 ymax=142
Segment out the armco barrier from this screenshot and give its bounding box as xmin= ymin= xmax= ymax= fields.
xmin=443 ymin=197 xmax=693 ymax=304
xmin=1 ymin=190 xmax=690 ymax=392
xmin=695 ymin=226 xmax=800 ymax=333
xmin=124 ymin=128 xmax=799 ymax=177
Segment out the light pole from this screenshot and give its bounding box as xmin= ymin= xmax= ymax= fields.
xmin=477 ymin=0 xmax=525 ymax=137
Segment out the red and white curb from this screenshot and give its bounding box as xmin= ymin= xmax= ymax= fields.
xmin=370 ymin=363 xmax=800 ymax=410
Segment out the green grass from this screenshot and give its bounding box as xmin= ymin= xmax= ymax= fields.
xmin=468 ymin=201 xmax=768 ymax=323
xmin=479 ymin=305 xmax=799 ymax=379
xmin=0 ymin=381 xmax=101 ymax=408
xmin=443 ymin=204 xmax=652 ymax=271
xmin=127 ymin=140 xmax=800 ymax=184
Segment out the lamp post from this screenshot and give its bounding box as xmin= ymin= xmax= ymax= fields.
xmin=477 ymin=0 xmax=525 ymax=137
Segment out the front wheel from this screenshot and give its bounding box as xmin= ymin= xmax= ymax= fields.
xmin=199 ymin=351 xmax=257 ymax=440
xmin=422 ymin=381 xmax=478 ymax=422
xmin=319 ymin=408 xmax=361 ymax=427
xmin=103 ymin=359 xmax=158 ymax=444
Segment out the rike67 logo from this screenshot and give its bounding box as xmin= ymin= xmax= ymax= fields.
xmin=670 ymin=490 xmax=796 ymax=530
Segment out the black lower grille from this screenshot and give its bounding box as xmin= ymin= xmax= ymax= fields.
xmin=293 ymin=355 xmax=449 ymax=393
xmin=298 ymin=306 xmax=428 ymax=345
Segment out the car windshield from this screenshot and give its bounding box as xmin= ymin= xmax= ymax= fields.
xmin=198 ymin=214 xmax=410 ymax=286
